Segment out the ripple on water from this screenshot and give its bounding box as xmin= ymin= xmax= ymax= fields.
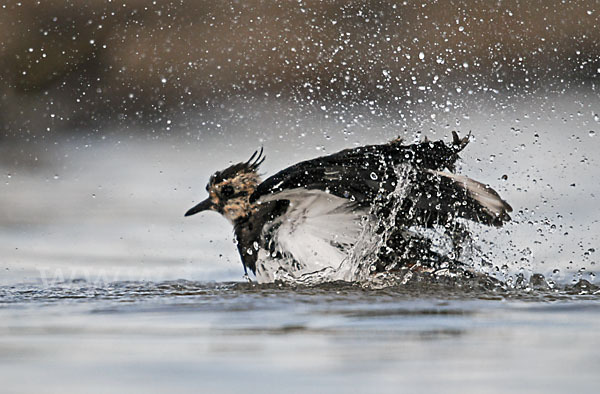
xmin=1 ymin=272 xmax=599 ymax=306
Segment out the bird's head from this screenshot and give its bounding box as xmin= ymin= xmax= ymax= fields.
xmin=185 ymin=149 xmax=265 ymax=223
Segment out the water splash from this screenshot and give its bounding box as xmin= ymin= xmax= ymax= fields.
xmin=266 ymin=163 xmax=481 ymax=288
xmin=340 ymin=164 xmax=416 ymax=283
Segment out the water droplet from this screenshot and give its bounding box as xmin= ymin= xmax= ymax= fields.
xmin=370 ymin=172 xmax=378 ymax=180
xmin=91 ymin=194 xmax=96 ymax=198
xmin=489 ymin=154 xmax=496 ymax=163
xmin=53 ymin=174 xmax=59 ymax=180
xmin=418 ymin=52 xmax=424 ymax=60
xmin=589 ymin=130 xmax=596 ymax=137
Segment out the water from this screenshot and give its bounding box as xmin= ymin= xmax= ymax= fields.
xmin=1 ymin=279 xmax=599 ymax=393
xmin=1 ymin=87 xmax=600 ymax=392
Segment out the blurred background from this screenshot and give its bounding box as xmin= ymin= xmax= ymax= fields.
xmin=1 ymin=0 xmax=598 ymax=136
xmin=0 ymin=0 xmax=599 ymax=284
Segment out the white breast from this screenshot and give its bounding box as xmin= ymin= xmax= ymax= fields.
xmin=254 ymin=189 xmax=367 ymax=283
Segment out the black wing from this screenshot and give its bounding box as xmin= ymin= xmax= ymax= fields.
xmin=251 ymin=135 xmax=464 ymax=205
xmin=404 ymin=170 xmax=512 ymax=227
xmin=251 ymin=133 xmax=511 ymax=227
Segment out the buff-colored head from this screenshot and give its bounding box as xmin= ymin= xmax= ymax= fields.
xmin=185 ymin=149 xmax=264 ymax=223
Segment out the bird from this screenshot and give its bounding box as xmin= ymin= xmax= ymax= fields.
xmin=185 ymin=132 xmax=512 ymax=283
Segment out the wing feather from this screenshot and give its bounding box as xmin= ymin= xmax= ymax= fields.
xmin=256 ymin=189 xmax=366 ymax=279
xmin=252 ymin=135 xmax=511 ymax=227
xmin=251 ymin=137 xmax=464 ymax=205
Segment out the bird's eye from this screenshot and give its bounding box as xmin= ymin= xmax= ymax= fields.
xmin=220 ymin=185 xmax=235 ymax=197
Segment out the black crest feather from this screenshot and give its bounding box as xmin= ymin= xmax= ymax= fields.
xmin=211 ymin=148 xmax=265 ymax=185
xmin=246 ymin=147 xmax=265 ymax=170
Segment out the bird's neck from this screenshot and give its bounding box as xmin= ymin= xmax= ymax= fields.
xmin=221 ymin=199 xmax=258 ymax=224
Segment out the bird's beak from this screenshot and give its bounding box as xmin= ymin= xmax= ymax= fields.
xmin=184 ymin=198 xmax=214 ymax=217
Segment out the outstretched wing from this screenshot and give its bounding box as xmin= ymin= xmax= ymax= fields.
xmin=251 ymin=133 xmax=511 ymax=227
xmin=251 ymin=135 xmax=464 ymax=205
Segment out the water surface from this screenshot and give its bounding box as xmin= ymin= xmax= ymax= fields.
xmin=1 ymin=279 xmax=599 ymax=394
